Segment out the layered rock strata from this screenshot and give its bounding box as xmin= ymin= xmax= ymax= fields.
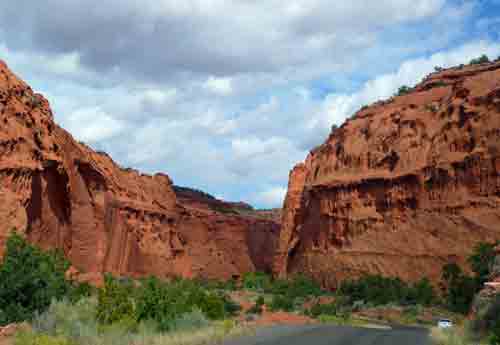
xmin=0 ymin=60 xmax=279 ymax=282
xmin=275 ymin=61 xmax=500 ymax=287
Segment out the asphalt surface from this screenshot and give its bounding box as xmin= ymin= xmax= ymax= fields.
xmin=224 ymin=324 xmax=430 ymax=345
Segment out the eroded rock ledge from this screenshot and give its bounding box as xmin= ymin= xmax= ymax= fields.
xmin=0 ymin=60 xmax=280 ymax=283
xmin=275 ymin=61 xmax=500 ymax=288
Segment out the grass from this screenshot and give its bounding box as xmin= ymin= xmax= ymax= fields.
xmin=430 ymin=327 xmax=471 ymax=345
xmin=17 ymin=298 xmax=252 ymax=345
xmin=16 ymin=323 xmax=252 ymax=345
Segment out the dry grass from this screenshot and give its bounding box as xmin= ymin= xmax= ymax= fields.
xmin=16 ymin=321 xmax=253 ymax=345
xmin=430 ymin=327 xmax=473 ymax=345
xmin=15 ymin=298 xmax=254 ymax=345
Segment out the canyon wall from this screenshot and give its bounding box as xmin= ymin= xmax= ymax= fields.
xmin=0 ymin=60 xmax=279 ymax=283
xmin=275 ymin=61 xmax=500 ymax=287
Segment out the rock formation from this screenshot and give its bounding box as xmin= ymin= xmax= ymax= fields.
xmin=275 ymin=61 xmax=500 ymax=287
xmin=0 ymin=60 xmax=279 ymax=283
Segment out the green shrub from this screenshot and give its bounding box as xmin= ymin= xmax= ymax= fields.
xmin=247 ymin=296 xmax=265 ymax=315
xmin=287 ymin=274 xmax=323 ymax=298
xmin=67 ymin=282 xmax=94 ymax=304
xmin=467 ymin=241 xmax=500 ymax=285
xmin=197 ymin=292 xmax=226 ymax=320
xmin=242 ymin=272 xmax=271 ymax=291
xmin=15 ymin=332 xmax=75 ymax=345
xmin=338 ymin=275 xmax=436 ymax=307
xmin=317 ymin=314 xmax=352 ymax=325
xmin=308 ymin=302 xmax=337 ymax=318
xmin=32 ymin=298 xmax=99 ymax=339
xmin=409 ymin=278 xmax=436 ymax=306
xmin=472 ymin=294 xmax=500 ymax=340
xmin=0 ymin=232 xmax=72 ymax=325
xmin=269 ymin=295 xmax=294 ymax=312
xmin=268 ymin=274 xmax=323 ymax=299
xmin=441 ymin=242 xmax=499 ymax=315
xmin=396 ymin=85 xmax=412 ymax=96
xmin=222 ymin=294 xmax=241 ymax=317
xmin=96 ymin=275 xmax=136 ymax=325
xmin=441 ymin=263 xmax=479 ymax=314
xmin=470 ymin=54 xmax=490 ymax=65
xmin=170 ymin=308 xmax=210 ymax=332
xmin=134 ymin=276 xmax=230 ymax=331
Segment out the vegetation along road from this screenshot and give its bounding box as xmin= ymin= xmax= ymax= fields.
xmin=224 ymin=325 xmax=430 ymax=345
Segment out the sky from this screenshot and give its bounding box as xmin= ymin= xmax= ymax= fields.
xmin=1 ymin=0 xmax=500 ymax=208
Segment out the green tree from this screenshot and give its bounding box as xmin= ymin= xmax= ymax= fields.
xmin=0 ymin=232 xmax=71 ymax=325
xmin=468 ymin=241 xmax=500 ymax=285
xmin=441 ymin=262 xmax=478 ymax=314
xmin=412 ymin=278 xmax=436 ymax=306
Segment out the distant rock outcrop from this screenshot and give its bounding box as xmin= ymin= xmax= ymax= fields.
xmin=275 ymin=61 xmax=500 ymax=287
xmin=0 ymin=60 xmax=280 ymax=283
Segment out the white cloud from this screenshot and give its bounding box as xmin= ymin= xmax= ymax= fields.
xmin=203 ymin=76 xmax=233 ymax=95
xmin=0 ymin=1 xmax=497 ymax=208
xmin=251 ymin=187 xmax=287 ymax=208
xmin=312 ymin=40 xmax=500 ymax=131
xmin=63 ymin=107 xmax=127 ymax=143
xmin=140 ymin=88 xmax=178 ymax=106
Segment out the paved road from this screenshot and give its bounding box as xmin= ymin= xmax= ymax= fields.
xmin=224 ymin=325 xmax=430 ymax=345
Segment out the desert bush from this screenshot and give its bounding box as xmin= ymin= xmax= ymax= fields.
xmin=338 ymin=274 xmax=436 ymax=308
xmin=396 ymin=85 xmax=412 ymax=96
xmin=242 ymin=272 xmax=271 ymax=291
xmin=471 ymin=294 xmax=500 ymax=340
xmin=96 ymin=275 xmax=136 ymax=326
xmin=15 ymin=332 xmax=75 ymax=345
xmin=170 ymin=308 xmax=210 ymax=333
xmin=307 ymin=302 xmax=338 ymax=318
xmin=287 ymin=274 xmax=323 ymax=298
xmin=430 ymin=327 xmax=470 ymax=345
xmin=408 ymin=278 xmax=436 ymax=306
xmin=222 ymin=294 xmax=241 ymax=317
xmin=441 ymin=241 xmax=499 ymax=315
xmin=247 ymin=296 xmax=265 ymax=315
xmin=0 ymin=232 xmax=72 ymax=325
xmin=31 ymin=298 xmax=101 ymax=342
xmin=269 ymin=294 xmax=294 ymax=312
xmin=441 ymin=263 xmax=478 ymax=314
xmin=267 ymin=274 xmax=323 ymax=300
xmin=470 ymin=55 xmax=490 ymax=65
xmin=134 ymin=276 xmax=231 ymax=331
xmin=196 ymin=292 xmax=226 ymax=320
xmin=468 ymin=241 xmax=500 ymax=285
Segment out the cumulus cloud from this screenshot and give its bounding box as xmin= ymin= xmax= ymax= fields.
xmin=251 ymin=187 xmax=288 ymax=208
xmin=312 ymin=41 xmax=500 ymax=131
xmin=204 ymin=76 xmax=233 ymax=95
xmin=0 ymin=0 xmax=454 ymax=83
xmin=62 ymin=107 xmax=127 ymax=143
xmin=0 ymin=1 xmax=498 ymax=207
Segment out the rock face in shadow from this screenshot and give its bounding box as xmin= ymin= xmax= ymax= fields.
xmin=275 ymin=62 xmax=500 ymax=287
xmin=0 ymin=61 xmax=279 ymax=283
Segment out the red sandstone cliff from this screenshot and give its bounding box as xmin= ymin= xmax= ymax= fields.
xmin=275 ymin=61 xmax=500 ymax=287
xmin=0 ymin=60 xmax=279 ymax=283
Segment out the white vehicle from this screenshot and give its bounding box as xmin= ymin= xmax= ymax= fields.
xmin=437 ymin=319 xmax=453 ymax=329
